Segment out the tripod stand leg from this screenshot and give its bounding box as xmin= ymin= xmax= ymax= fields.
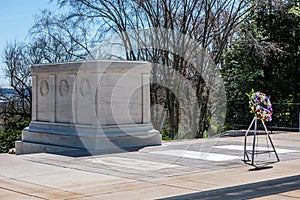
xmin=244 ymin=117 xmax=256 ymax=162
xmin=267 ymin=134 xmax=280 ymax=162
xmin=251 ymin=118 xmax=257 ymax=165
xmin=262 ymin=120 xmax=280 ymax=162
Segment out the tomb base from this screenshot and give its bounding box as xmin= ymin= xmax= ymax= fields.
xmin=16 ymin=121 xmax=161 ymax=155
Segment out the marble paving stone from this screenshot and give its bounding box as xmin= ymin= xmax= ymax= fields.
xmin=92 ymin=185 xmax=197 ymax=200
xmin=0 ymin=155 xmax=69 ymax=179
xmin=214 ymin=145 xmax=299 ymax=153
xmin=158 ymin=180 xmax=219 ymax=192
xmin=86 ymin=156 xmax=179 ymax=171
xmin=151 ymin=149 xmax=241 ymax=161
xmin=281 ymin=189 xmax=300 ymax=198
xmin=68 ymin=196 xmax=106 ymax=200
xmin=255 ymin=194 xmax=299 ymax=200
xmin=0 ymin=179 xmax=84 ymax=199
xmin=76 ymin=180 xmax=156 ymax=197
xmin=0 ymin=188 xmax=41 ymax=200
xmin=19 ymin=170 xmax=129 ymax=192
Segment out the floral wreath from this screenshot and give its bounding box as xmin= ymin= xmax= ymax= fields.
xmin=246 ymin=89 xmax=273 ymax=121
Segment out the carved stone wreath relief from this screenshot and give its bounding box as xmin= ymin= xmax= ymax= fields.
xmin=59 ymin=79 xmax=69 ymax=97
xmin=40 ymin=80 xmax=49 ymax=97
xmin=80 ymin=79 xmax=91 ymax=97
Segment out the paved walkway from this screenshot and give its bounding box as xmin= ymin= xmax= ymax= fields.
xmin=0 ymin=132 xmax=300 ymax=199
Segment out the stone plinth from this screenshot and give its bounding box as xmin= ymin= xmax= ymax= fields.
xmin=16 ymin=60 xmax=161 ymax=154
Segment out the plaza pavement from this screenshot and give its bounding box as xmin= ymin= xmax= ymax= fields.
xmin=0 ymin=132 xmax=300 ymax=199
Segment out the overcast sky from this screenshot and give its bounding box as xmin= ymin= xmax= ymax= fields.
xmin=0 ymin=0 xmax=57 ymax=87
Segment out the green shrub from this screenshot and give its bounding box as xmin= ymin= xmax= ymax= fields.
xmin=161 ymin=130 xmax=172 ymax=140
xmin=0 ymin=130 xmax=21 ymax=153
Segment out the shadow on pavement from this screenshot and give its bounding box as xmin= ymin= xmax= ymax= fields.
xmin=48 ymin=146 xmax=144 ymax=157
xmin=159 ymin=174 xmax=300 ymax=200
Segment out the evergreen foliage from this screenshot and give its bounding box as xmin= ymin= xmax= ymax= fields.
xmin=223 ymin=1 xmax=300 ymax=130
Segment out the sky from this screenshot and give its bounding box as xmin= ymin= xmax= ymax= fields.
xmin=0 ymin=0 xmax=58 ymax=87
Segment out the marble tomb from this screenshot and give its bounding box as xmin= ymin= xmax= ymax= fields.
xmin=16 ymin=60 xmax=161 ymax=154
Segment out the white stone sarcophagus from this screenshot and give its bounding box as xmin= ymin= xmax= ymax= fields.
xmin=16 ymin=60 xmax=161 ymax=154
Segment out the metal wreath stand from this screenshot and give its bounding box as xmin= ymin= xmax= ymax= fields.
xmin=243 ymin=92 xmax=280 ymax=167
